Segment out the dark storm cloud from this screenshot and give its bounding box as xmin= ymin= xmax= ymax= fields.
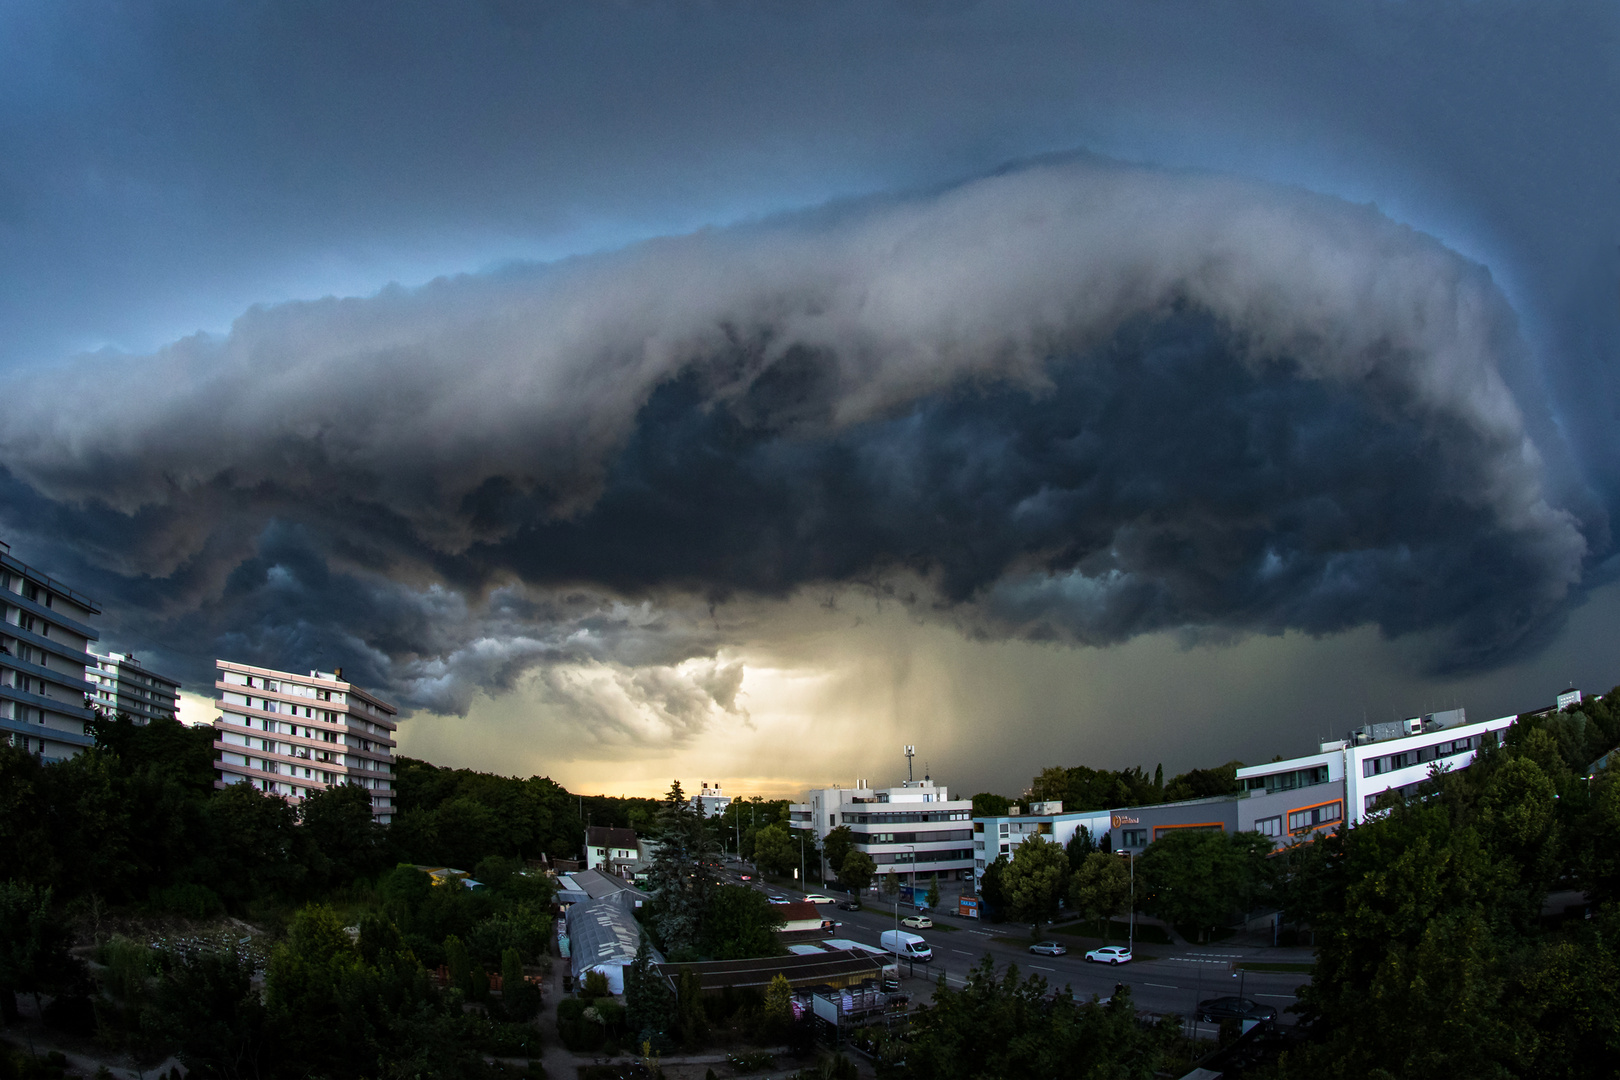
xmin=0 ymin=158 xmax=1597 ymax=713
xmin=3 ymin=1 xmax=1617 ymax=537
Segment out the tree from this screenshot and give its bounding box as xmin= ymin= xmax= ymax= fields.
xmin=762 ymin=973 xmax=794 ymax=1040
xmin=926 ymin=873 xmax=940 ymax=910
xmin=675 ymin=967 xmax=708 ymax=1050
xmin=978 ymin=855 xmax=1009 ymax=923
xmin=624 ymin=935 xmax=670 ymax=1046
xmin=501 ymin=946 xmax=538 ymax=1021
xmin=752 ymin=821 xmax=798 ymax=877
xmin=822 ymin=825 xmax=857 ymax=878
xmin=971 ymin=792 xmax=1011 ymax=817
xmin=1064 ymin=826 xmax=1096 ymax=873
xmin=646 ymin=780 xmax=721 ymax=955
xmin=1136 ymin=830 xmax=1271 ymax=941
xmin=147 ymin=944 xmax=276 ymax=1079
xmin=699 ymin=885 xmax=786 ymax=960
xmin=999 ymin=834 xmax=1069 ymax=935
xmin=0 ymin=881 xmax=77 ymax=1022
xmin=838 ymin=850 xmax=875 ymax=894
xmin=300 ymin=782 xmax=387 ymax=891
xmin=899 ymin=955 xmax=1178 ymax=1079
xmin=881 ymin=870 xmax=901 ymax=912
xmin=1069 ymin=852 xmax=1131 ymax=939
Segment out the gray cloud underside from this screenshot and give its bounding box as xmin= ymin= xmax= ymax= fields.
xmin=2 ymin=157 xmax=1598 ymax=716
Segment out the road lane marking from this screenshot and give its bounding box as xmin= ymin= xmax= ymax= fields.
xmin=952 ymin=949 xmax=974 ymax=956
xmin=1256 ymin=993 xmax=1296 ymax=999
xmin=1145 ymin=983 xmax=1179 ymax=989
xmin=1029 ymin=965 xmax=1055 ymax=971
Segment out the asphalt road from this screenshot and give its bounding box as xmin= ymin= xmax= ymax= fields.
xmin=728 ymin=869 xmax=1309 ymax=1029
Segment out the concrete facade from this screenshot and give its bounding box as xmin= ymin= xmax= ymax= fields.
xmin=87 ymin=651 xmax=181 ymax=726
xmin=0 ymin=541 xmax=100 ymax=763
xmin=211 ymin=660 xmax=399 ymax=822
xmin=791 ymin=778 xmax=975 ymax=883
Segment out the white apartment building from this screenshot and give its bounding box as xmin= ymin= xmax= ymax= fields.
xmin=212 ymin=660 xmax=399 ymax=822
xmin=790 ymin=777 xmax=976 ymax=884
xmin=0 ymin=541 xmax=101 ymax=763
xmin=87 ymin=652 xmax=181 ymax=725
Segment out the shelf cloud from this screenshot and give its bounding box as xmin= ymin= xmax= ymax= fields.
xmin=2 ymin=156 xmax=1595 ymax=727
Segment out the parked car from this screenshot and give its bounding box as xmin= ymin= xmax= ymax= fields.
xmin=1029 ymin=941 xmax=1068 ymax=956
xmin=803 ymin=894 xmax=835 ymax=904
xmin=902 ymin=915 xmax=933 ymax=929
xmin=768 ymin=895 xmax=791 ymax=904
xmin=1196 ymin=996 xmax=1277 ymax=1024
xmin=837 ymin=899 xmax=863 ymax=911
xmin=1084 ymin=945 xmax=1133 ymax=965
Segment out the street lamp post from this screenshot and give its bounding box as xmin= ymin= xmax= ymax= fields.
xmin=1115 ymin=848 xmax=1136 ymax=954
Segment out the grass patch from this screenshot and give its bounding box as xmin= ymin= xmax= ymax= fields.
xmin=1236 ymin=961 xmax=1315 ymax=973
xmin=1050 ymin=920 xmax=1173 ymax=946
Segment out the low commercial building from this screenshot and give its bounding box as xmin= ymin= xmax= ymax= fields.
xmin=774 ymin=901 xmax=830 ymax=934
xmin=87 ymin=651 xmax=181 ymax=725
xmin=790 ymin=776 xmax=975 ymax=885
xmin=654 ymin=949 xmax=885 ymax=996
xmin=0 ymin=541 xmax=101 ymax=763
xmin=211 ymin=660 xmax=400 ymax=821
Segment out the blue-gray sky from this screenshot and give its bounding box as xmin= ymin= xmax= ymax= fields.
xmin=3 ymin=1 xmax=1617 ymax=795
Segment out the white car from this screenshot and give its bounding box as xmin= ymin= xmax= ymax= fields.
xmin=1085 ymin=945 xmax=1132 ymax=965
xmin=803 ymin=894 xmax=835 ymax=904
xmin=902 ymin=915 xmax=933 ymax=929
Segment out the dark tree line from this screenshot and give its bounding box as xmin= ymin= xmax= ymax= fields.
xmin=1278 ymin=692 xmax=1620 ymax=1079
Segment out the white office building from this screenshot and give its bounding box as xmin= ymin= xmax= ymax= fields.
xmin=212 ymin=660 xmax=399 ymax=822
xmin=1235 ymin=708 xmax=1516 ymax=835
xmin=692 ymin=780 xmax=732 ymax=818
xmin=0 ymin=541 xmax=101 ymax=763
xmin=972 ymin=802 xmax=1112 ymax=881
xmin=87 ymin=652 xmax=181 ymax=725
xmin=790 ymin=777 xmax=975 ymax=884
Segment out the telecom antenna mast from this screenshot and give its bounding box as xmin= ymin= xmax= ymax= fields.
xmin=904 ymin=745 xmax=915 ymax=783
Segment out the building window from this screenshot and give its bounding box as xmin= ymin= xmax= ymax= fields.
xmin=1120 ymin=829 xmax=1148 ymax=848
xmin=1255 ymin=816 xmax=1282 ymax=838
xmin=1287 ymin=802 xmax=1343 ymax=835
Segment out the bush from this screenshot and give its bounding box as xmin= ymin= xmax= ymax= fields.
xmin=727 ymin=1050 xmax=775 ymax=1073
xmin=99 ymin=935 xmax=157 ymax=1002
xmin=481 ymin=1020 xmax=542 ymax=1056
xmin=558 ymin=997 xmax=607 ymax=1052
xmin=581 ymin=969 xmax=611 ymax=999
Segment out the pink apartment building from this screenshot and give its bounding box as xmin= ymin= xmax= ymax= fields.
xmin=212 ymin=660 xmax=399 ymax=822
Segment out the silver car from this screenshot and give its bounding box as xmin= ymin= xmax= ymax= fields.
xmin=1084 ymin=945 xmax=1133 ymax=965
xmin=1029 ymin=941 xmax=1068 ymax=956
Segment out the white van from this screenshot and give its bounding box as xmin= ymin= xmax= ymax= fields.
xmin=880 ymin=929 xmax=933 ymax=962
